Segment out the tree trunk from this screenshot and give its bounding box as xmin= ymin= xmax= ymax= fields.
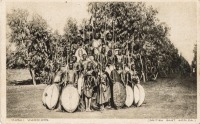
xmin=139 ymin=55 xmax=146 ymax=82
xmin=29 ymin=68 xmax=36 ymax=85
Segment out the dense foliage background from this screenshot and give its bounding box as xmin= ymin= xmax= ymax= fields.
xmin=6 ymin=2 xmax=194 ymax=85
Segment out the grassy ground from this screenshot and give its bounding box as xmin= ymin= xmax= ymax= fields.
xmin=6 ymin=69 xmax=197 ymax=118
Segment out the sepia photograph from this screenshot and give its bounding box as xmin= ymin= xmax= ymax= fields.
xmin=4 ymin=0 xmax=197 ymax=120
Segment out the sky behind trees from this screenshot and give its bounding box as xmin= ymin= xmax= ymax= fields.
xmin=6 ymin=1 xmax=197 ymax=64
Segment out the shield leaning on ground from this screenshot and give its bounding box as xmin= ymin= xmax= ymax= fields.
xmin=60 ymin=84 xmax=80 ymax=113
xmin=133 ymin=85 xmax=140 ymax=105
xmin=113 ymin=82 xmax=126 ymax=108
xmin=125 ymin=84 xmax=134 ymax=107
xmin=136 ymin=84 xmax=145 ymax=107
xmin=42 ymin=85 xmax=50 ymax=106
xmin=42 ymin=84 xmax=60 ymax=110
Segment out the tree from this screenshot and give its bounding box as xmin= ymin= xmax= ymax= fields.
xmin=7 ymin=9 xmax=61 ymax=85
xmin=191 ymin=43 xmax=197 ymax=76
xmin=63 ymin=17 xmax=78 ymax=43
xmin=7 ymin=9 xmax=30 ymax=68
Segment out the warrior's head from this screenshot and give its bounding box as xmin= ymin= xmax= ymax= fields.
xmin=101 ymin=47 xmax=106 ymax=54
xmin=82 ymin=54 xmax=87 ymax=61
xmin=77 ymin=34 xmax=83 ymax=43
xmin=131 ymin=63 xmax=135 ymax=71
xmin=87 ymin=49 xmax=92 ymax=56
xmin=87 ymin=62 xmax=93 ymax=70
xmin=102 ymin=66 xmax=106 ymax=72
xmin=78 ymin=41 xmax=83 ymax=47
xmin=122 ymin=49 xmax=126 ymax=55
xmin=94 ymin=32 xmax=101 ymax=39
xmin=72 ymin=56 xmax=77 ymax=63
xmin=71 ymin=48 xmax=76 ymax=55
xmin=107 ymin=50 xmax=112 ymax=57
xmin=106 ymin=33 xmax=113 ymax=41
xmin=118 ymin=49 xmax=122 ymax=55
xmin=69 ymin=62 xmax=74 ymax=70
xmin=115 ymin=63 xmax=120 ymax=70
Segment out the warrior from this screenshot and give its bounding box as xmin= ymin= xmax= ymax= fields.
xmin=122 ymin=49 xmax=130 ymax=71
xmin=98 ymin=47 xmax=107 ymax=66
xmin=79 ymin=54 xmax=89 ymax=71
xmin=71 ymin=56 xmax=81 ymax=77
xmin=75 ymin=42 xmax=87 ymax=62
xmin=105 ymin=50 xmax=115 ymax=75
xmin=114 ymin=49 xmax=123 ymax=64
xmin=125 ymin=63 xmax=140 ymax=88
xmin=106 ymin=33 xmax=114 ymax=50
xmin=78 ymin=54 xmax=90 ymax=94
xmin=107 ymin=50 xmax=115 ymax=65
xmin=109 ymin=63 xmax=124 ymax=108
xmin=92 ymin=33 xmax=102 ymax=60
xmin=97 ymin=66 xmax=111 ymax=110
xmin=83 ymin=62 xmax=97 ymax=112
xmin=71 ymin=47 xmax=77 ymax=56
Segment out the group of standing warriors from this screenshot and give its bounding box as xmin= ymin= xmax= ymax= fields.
xmin=54 ymin=32 xmax=140 ymax=112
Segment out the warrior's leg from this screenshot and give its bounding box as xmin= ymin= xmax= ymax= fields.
xmin=88 ymin=98 xmax=92 ymax=111
xmin=54 ymin=102 xmax=62 ymax=112
xmin=100 ymin=104 xmax=104 ymax=111
xmin=106 ymin=99 xmax=111 ymax=109
xmin=54 ymin=85 xmax=63 ymax=112
xmin=85 ymin=96 xmax=88 ymax=111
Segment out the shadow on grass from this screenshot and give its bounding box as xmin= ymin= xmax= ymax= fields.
xmin=9 ymin=79 xmax=41 ymax=85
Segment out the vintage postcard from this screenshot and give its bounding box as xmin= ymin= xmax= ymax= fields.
xmin=0 ymin=0 xmax=199 ymax=123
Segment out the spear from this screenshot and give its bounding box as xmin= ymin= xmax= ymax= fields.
xmin=140 ymin=54 xmax=145 ymax=83
xmin=112 ymin=19 xmax=115 ymax=58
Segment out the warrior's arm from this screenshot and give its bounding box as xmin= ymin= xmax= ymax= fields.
xmin=110 ymin=71 xmax=114 ymax=82
xmin=59 ymin=72 xmax=65 ymax=85
xmin=114 ymin=55 xmax=118 ymax=64
xmin=120 ymin=72 xmax=124 ymax=83
xmin=74 ymin=72 xmax=78 ymax=83
xmin=126 ymin=72 xmax=132 ymax=84
xmin=105 ymin=75 xmax=110 ymax=86
xmin=66 ymin=71 xmax=69 ymax=82
xmin=136 ymin=75 xmax=140 ymax=84
xmin=105 ymin=56 xmax=108 ymax=66
xmin=61 ymin=71 xmax=68 ymax=86
xmin=72 ymin=72 xmax=77 ymax=87
xmin=97 ymin=74 xmax=101 ymax=85
xmin=91 ymin=59 xmax=98 ymax=67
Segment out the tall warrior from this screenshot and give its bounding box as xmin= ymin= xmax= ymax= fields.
xmin=109 ymin=63 xmax=124 ymax=108
xmin=97 ymin=66 xmax=111 ymax=110
xmin=83 ymin=62 xmax=96 ymax=112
